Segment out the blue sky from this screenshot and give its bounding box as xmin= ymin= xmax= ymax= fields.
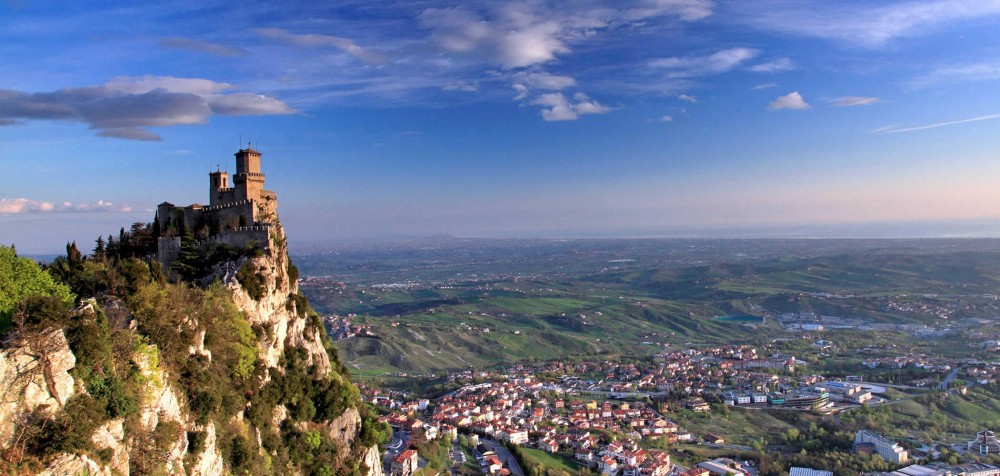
xmin=4 ymin=0 xmax=1000 ymax=253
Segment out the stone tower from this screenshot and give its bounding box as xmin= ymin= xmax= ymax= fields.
xmin=208 ymin=168 xmax=231 ymax=206
xmin=233 ymin=146 xmax=265 ymax=202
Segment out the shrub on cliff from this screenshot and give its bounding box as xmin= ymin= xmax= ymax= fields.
xmin=0 ymin=245 xmax=74 ymax=330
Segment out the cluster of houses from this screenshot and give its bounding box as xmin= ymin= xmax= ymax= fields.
xmin=375 ymin=376 xmax=689 ymax=476
xmin=861 ymin=354 xmax=955 ymax=372
xmin=535 ymin=346 xmax=800 ymax=398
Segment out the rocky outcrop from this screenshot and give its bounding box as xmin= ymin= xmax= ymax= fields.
xmin=189 ymin=421 xmax=225 ymax=476
xmin=39 ymin=453 xmax=110 ymax=476
xmin=326 ymin=406 xmax=361 ymax=449
xmin=362 ymin=445 xmax=386 ymax=476
xmin=0 ymin=329 xmax=75 ymax=445
xmin=133 ymin=343 xmax=188 ymax=475
xmin=220 ymin=224 xmax=332 ymax=376
xmin=91 ymin=419 xmax=128 ymax=474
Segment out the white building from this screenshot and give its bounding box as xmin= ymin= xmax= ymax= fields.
xmin=855 ymin=430 xmax=908 ymax=465
xmin=969 ymin=430 xmax=1000 ymax=455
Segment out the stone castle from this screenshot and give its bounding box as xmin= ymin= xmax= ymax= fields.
xmin=157 ymin=146 xmax=279 ymax=266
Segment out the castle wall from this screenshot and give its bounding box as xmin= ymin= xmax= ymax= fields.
xmin=210 ymin=188 xmax=236 ymax=207
xmin=157 ymin=236 xmax=182 ymax=270
xmin=199 ymin=200 xmax=256 ymax=230
xmin=208 ymin=226 xmax=271 ymax=251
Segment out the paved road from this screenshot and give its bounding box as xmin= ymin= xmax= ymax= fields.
xmin=481 ymin=439 xmax=525 ymax=476
xmin=938 ymin=366 xmax=961 ymax=391
xmin=383 ymin=431 xmax=411 ymax=473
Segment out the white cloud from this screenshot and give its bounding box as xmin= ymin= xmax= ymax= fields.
xmin=660 ymin=115 xmax=674 ymax=122
xmin=832 ymin=96 xmax=880 ymax=107
xmin=768 ymin=91 xmax=810 ymax=110
xmin=0 ymin=198 xmax=132 ymax=214
xmin=650 ymin=47 xmax=759 ymax=77
xmin=418 ymin=2 xmax=715 ymax=69
xmin=0 ymin=76 xmax=296 ymax=140
xmin=532 ymin=92 xmax=611 ymax=121
xmin=752 ymin=83 xmax=777 ymax=90
xmin=749 ymin=57 xmax=794 ymax=72
xmin=419 ymin=6 xmax=569 ymax=69
xmin=734 ymin=0 xmax=1000 ymax=47
xmin=512 ymin=83 xmax=529 ymax=100
xmin=255 ymin=28 xmax=388 ymax=65
xmin=678 ymin=94 xmax=697 ymax=103
xmin=873 ymin=113 xmax=1000 ymax=133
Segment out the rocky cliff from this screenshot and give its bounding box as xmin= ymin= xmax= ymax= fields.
xmin=0 ymin=221 xmax=386 ymax=474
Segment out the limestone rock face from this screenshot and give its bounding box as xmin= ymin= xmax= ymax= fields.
xmin=134 ymin=344 xmax=188 ymax=475
xmin=91 ymin=418 xmax=128 ymax=474
xmin=363 ymin=444 xmax=386 ymax=476
xmin=0 ymin=329 xmax=76 ymax=445
xmin=326 ymin=406 xmax=361 ymax=452
xmin=39 ymin=453 xmax=111 ymax=476
xmin=219 ymin=223 xmax=331 ymax=375
xmin=189 ymin=421 xmax=225 ymax=476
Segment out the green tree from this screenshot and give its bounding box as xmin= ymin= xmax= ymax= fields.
xmin=0 ymin=246 xmax=74 ymax=327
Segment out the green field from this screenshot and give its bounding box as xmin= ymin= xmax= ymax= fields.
xmin=519 ymin=447 xmax=590 ymax=474
xmin=304 ymin=248 xmax=1000 ymax=376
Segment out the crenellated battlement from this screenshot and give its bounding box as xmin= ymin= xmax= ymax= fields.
xmin=201 ymin=199 xmax=254 ymax=213
xmin=233 ymin=224 xmax=272 ymax=232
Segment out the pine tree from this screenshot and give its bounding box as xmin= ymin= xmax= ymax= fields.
xmin=66 ymin=241 xmax=82 ymax=268
xmin=94 ymin=236 xmax=106 ymax=256
xmin=172 ymin=230 xmax=205 ymax=281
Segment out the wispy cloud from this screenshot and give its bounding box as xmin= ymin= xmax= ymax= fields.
xmin=734 ymin=0 xmax=1000 ymax=47
xmin=678 ymin=94 xmax=697 ymax=103
xmin=255 ymin=28 xmax=388 ymax=66
xmin=751 ymin=83 xmax=776 ymax=90
xmin=749 ymin=57 xmax=793 ymax=73
xmin=660 ymin=115 xmax=674 ymax=122
xmin=0 ymin=198 xmax=133 ymax=214
xmin=513 ymin=72 xmax=576 ymax=90
xmin=0 ymin=76 xmax=295 ymax=141
xmin=533 ymin=92 xmax=610 ymax=121
xmin=832 ymin=96 xmax=880 ymax=107
xmin=768 ymin=91 xmax=810 ymax=110
xmin=442 ymin=81 xmax=479 ymax=92
xmin=158 ymin=37 xmax=248 ymax=57
xmin=649 ymin=47 xmax=759 ymax=77
xmin=911 ymin=61 xmax=1000 ymax=87
xmin=874 ymin=113 xmax=1000 ymax=133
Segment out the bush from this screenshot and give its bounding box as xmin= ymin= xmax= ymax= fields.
xmin=187 ymin=430 xmax=207 ymax=454
xmin=30 ymin=394 xmax=107 ymax=455
xmin=236 ymin=262 xmax=266 ymax=301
